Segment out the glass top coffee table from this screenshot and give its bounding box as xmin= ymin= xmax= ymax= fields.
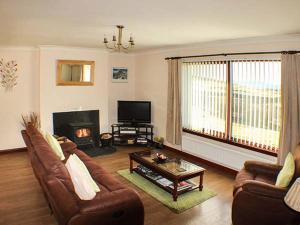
xmin=129 ymin=150 xmax=205 ymax=201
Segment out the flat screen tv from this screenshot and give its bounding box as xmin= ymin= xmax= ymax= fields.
xmin=118 ymin=101 xmax=151 ymax=124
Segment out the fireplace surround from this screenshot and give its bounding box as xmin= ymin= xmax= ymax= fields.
xmin=53 ymin=110 xmax=100 ymax=148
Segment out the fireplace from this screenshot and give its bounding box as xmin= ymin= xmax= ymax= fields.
xmin=53 ymin=110 xmax=100 ymax=148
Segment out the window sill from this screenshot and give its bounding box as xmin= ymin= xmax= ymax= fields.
xmin=182 ymin=128 xmax=278 ymax=157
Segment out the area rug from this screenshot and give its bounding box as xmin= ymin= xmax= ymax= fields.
xmin=81 ymin=146 xmax=116 ymax=157
xmin=117 ymin=169 xmax=216 ymax=213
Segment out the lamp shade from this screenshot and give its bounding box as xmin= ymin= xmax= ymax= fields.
xmin=284 ymin=177 xmax=300 ymax=212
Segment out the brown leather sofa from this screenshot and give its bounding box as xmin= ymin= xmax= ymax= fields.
xmin=232 ymin=145 xmax=300 ymax=225
xmin=21 ymin=126 xmax=144 ymax=225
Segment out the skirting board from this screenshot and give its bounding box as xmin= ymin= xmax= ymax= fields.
xmin=0 ymin=147 xmax=27 ymax=154
xmin=164 ymin=145 xmax=238 ymax=176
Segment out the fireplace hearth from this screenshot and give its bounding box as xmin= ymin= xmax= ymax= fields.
xmin=53 ymin=110 xmax=100 ymax=148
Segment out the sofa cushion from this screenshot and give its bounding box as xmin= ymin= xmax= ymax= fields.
xmin=46 ymin=133 xmax=65 ymax=160
xmin=276 ymin=153 xmax=295 ymax=188
xmin=72 ymin=154 xmax=100 ymax=192
xmin=292 ymin=144 xmax=300 ymax=184
xmin=66 ymin=154 xmax=98 ymax=200
xmin=24 ymin=127 xmax=74 ymax=192
xmin=34 ymin=143 xmax=75 ymax=192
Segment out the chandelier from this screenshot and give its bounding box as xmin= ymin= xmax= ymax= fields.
xmin=103 ymin=25 xmax=135 ymax=52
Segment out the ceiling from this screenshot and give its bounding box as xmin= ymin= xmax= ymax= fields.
xmin=0 ymin=0 xmax=300 ymax=51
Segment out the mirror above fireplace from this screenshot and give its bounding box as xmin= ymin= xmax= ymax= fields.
xmin=56 ymin=60 xmax=95 ymax=86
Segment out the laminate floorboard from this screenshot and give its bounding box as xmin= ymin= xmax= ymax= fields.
xmin=0 ymin=147 xmax=235 ymax=225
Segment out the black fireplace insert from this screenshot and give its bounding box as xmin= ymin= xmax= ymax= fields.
xmin=53 ymin=110 xmax=100 ymax=147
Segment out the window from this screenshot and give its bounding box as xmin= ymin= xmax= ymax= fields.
xmin=182 ymin=61 xmax=227 ymax=138
xmin=182 ymin=60 xmax=281 ymax=155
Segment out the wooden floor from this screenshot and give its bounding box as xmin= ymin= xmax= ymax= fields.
xmin=0 ymin=147 xmax=235 ymax=225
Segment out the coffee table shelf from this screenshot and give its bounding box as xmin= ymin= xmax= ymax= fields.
xmin=129 ymin=150 xmax=205 ymax=201
xmin=132 ymin=167 xmax=198 ymax=195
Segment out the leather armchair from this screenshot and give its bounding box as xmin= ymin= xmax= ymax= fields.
xmin=232 ymin=146 xmax=300 ymax=225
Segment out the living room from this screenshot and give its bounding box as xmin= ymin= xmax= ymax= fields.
xmin=1 ymin=1 xmax=300 ymax=225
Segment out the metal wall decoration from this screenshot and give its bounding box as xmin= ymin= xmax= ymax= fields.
xmin=0 ymin=58 xmax=18 ymax=90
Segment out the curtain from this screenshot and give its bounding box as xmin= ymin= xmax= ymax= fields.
xmin=166 ymin=59 xmax=182 ymax=145
xmin=278 ymin=54 xmax=300 ymax=165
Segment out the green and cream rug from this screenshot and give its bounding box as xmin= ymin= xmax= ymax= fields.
xmin=117 ymin=169 xmax=216 ymax=213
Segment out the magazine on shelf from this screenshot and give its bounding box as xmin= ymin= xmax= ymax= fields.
xmin=136 ymin=165 xmax=162 ymax=180
xmin=137 ymin=165 xmax=151 ymax=173
xmin=168 ymin=180 xmax=195 ymax=191
xmin=156 ymin=178 xmax=173 ymax=187
xmin=146 ymin=172 xmax=163 ymax=181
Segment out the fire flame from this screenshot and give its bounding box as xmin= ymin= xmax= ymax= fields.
xmin=75 ymin=128 xmax=91 ymax=138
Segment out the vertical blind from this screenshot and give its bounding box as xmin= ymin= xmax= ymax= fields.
xmin=182 ymin=61 xmax=227 ymax=138
xmin=231 ymin=60 xmax=281 ymax=151
xmin=182 ymin=59 xmax=281 ymax=153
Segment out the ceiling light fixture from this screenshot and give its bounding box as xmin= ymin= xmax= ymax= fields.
xmin=103 ymin=25 xmax=134 ymax=52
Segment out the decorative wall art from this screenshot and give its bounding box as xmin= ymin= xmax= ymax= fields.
xmin=0 ymin=58 xmax=18 ymax=90
xmin=112 ymin=67 xmax=128 ymax=82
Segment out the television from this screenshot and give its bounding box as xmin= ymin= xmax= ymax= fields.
xmin=118 ymin=101 xmax=151 ymax=124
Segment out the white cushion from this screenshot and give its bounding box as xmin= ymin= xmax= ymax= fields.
xmin=45 ymin=133 xmax=65 ymax=160
xmin=72 ymin=154 xmax=100 ymax=192
xmin=65 ymin=154 xmax=100 ymax=200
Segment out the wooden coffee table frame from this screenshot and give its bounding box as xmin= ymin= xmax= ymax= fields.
xmin=129 ymin=151 xmax=205 ymax=201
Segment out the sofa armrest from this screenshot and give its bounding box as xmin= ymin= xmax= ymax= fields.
xmin=60 ymin=142 xmax=77 ymax=153
xmin=242 ymin=180 xmax=287 ymax=199
xmin=244 ymin=160 xmax=282 ymax=177
xmin=45 ymin=175 xmax=79 ymax=224
xmin=80 ymin=188 xmax=143 ymax=213
xmin=232 ymin=181 xmax=297 ymax=225
xmin=69 ymin=189 xmax=144 ymax=225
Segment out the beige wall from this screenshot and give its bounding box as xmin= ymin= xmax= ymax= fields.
xmin=39 ymin=48 xmax=136 ymax=134
xmin=0 ymin=47 xmax=39 ymax=150
xmin=0 ymin=46 xmax=136 ymax=150
xmin=1 ymin=35 xmax=300 ymax=154
xmin=108 ymin=53 xmax=136 ymax=126
xmin=135 ymin=53 xmax=168 ymax=139
xmin=39 ymin=47 xmax=110 ymax=133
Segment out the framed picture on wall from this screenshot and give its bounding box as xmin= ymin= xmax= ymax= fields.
xmin=112 ymin=67 xmax=128 ymax=83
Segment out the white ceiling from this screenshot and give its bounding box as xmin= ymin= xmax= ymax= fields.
xmin=0 ymin=0 xmax=300 ymax=51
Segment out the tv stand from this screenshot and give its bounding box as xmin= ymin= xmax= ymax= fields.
xmin=111 ymin=123 xmax=153 ymax=146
